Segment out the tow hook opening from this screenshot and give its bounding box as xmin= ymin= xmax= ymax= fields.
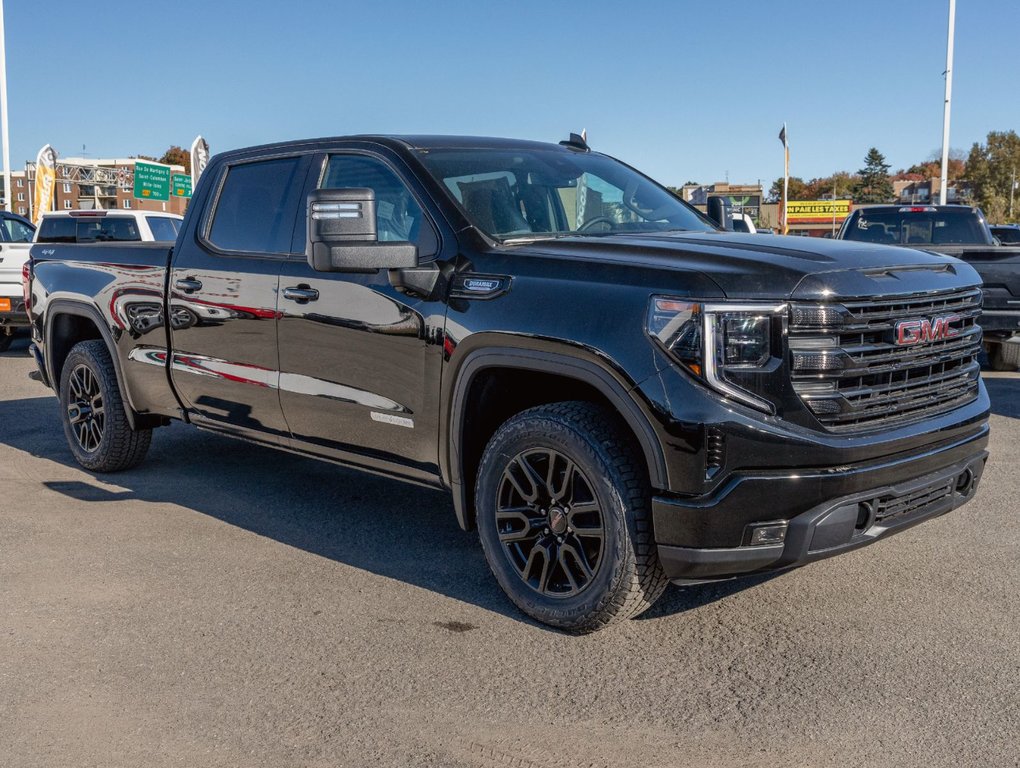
xmin=955 ymin=468 xmax=975 ymax=496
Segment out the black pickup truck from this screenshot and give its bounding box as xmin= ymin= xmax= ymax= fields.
xmin=27 ymin=135 xmax=990 ymax=631
xmin=838 ymin=204 xmax=1020 ymax=370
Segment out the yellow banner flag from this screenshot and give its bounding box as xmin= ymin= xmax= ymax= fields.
xmin=32 ymin=145 xmax=58 ymax=226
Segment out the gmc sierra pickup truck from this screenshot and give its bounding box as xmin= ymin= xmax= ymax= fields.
xmin=838 ymin=204 xmax=1020 ymax=370
xmin=28 ymin=135 xmax=990 ymax=631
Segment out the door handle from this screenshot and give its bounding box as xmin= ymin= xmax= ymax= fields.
xmin=283 ymin=286 xmax=319 ymax=303
xmin=174 ymin=277 xmax=203 ymax=293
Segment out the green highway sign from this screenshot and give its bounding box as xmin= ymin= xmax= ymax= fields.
xmin=171 ymin=173 xmax=193 ymax=198
xmin=133 ymin=161 xmax=171 ymax=201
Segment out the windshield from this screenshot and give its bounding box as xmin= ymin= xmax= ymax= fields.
xmin=418 ymin=148 xmax=712 ymax=240
xmin=843 ymin=209 xmax=993 ymax=246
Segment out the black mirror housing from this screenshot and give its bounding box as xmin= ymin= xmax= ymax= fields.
xmin=706 ymin=196 xmax=733 ymax=231
xmin=306 ymin=188 xmax=417 ymax=272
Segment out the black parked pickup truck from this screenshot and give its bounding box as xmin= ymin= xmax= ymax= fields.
xmin=838 ymin=204 xmax=1020 ymax=370
xmin=28 ymin=136 xmax=990 ymax=631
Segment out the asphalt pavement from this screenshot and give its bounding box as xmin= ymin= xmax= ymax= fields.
xmin=1 ymin=335 xmax=1018 ymax=768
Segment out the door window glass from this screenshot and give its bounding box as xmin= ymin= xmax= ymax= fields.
xmin=208 ymin=156 xmax=305 ymax=254
xmin=1 ymin=217 xmax=34 ymax=242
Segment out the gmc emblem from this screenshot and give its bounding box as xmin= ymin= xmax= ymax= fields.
xmin=895 ymin=314 xmax=963 ymax=346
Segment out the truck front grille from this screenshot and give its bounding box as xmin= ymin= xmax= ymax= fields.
xmin=789 ymin=287 xmax=982 ymax=432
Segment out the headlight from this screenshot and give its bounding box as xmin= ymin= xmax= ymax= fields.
xmin=647 ymin=298 xmax=787 ymax=413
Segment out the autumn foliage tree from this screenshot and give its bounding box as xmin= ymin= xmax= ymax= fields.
xmin=158 ymin=145 xmax=191 ymax=173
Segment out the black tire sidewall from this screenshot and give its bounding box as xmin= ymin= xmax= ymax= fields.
xmin=476 ymin=412 xmax=636 ymax=628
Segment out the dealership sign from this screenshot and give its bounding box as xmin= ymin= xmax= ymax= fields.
xmin=787 ymin=199 xmax=852 ymax=224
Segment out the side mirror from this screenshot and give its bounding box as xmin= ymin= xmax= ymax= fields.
xmin=306 ymin=188 xmax=418 ymax=272
xmin=706 ymin=196 xmax=733 ymax=230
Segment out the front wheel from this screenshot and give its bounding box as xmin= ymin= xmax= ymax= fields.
xmin=59 ymin=340 xmax=152 ymax=471
xmin=476 ymin=401 xmax=668 ymax=632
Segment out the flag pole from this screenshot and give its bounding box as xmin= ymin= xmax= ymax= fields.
xmin=939 ymin=0 xmax=956 ymax=205
xmin=0 ymin=0 xmax=12 ymax=213
xmin=782 ymin=123 xmax=789 ymax=235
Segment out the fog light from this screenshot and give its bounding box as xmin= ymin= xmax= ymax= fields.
xmin=747 ymin=522 xmax=788 ymax=546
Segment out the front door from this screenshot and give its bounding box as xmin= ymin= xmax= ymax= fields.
xmin=169 ymin=154 xmax=311 ymax=442
xmin=277 ymin=152 xmax=447 ymax=482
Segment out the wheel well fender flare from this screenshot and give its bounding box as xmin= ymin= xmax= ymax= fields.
xmin=446 ymin=347 xmax=668 ymax=530
xmin=45 ymin=299 xmax=139 ymax=431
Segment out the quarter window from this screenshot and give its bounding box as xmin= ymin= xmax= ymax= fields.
xmin=208 ymin=156 xmax=306 ymax=254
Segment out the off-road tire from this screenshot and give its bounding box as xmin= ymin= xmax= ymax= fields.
xmin=476 ymin=401 xmax=668 ymax=632
xmin=59 ymin=340 xmax=152 ymax=471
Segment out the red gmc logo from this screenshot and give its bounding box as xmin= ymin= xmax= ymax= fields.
xmin=895 ymin=314 xmax=963 ymax=346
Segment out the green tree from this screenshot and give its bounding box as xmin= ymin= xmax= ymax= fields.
xmin=768 ymin=176 xmax=808 ymax=202
xmin=965 ymin=130 xmax=1020 ymax=223
xmin=159 ymin=145 xmax=191 ymax=173
xmin=852 ymin=148 xmax=894 ymax=203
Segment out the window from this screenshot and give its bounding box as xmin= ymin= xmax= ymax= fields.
xmin=16 ymin=192 xmax=24 ymax=201
xmin=146 ymin=216 xmax=181 ymax=241
xmin=16 ymin=178 xmax=23 ymax=188
xmin=75 ymin=217 xmax=141 ymax=243
xmin=63 ymin=200 xmax=72 ymax=209
xmin=63 ymin=183 xmax=72 ymax=194
xmin=37 ymin=217 xmax=77 ymax=243
xmin=18 ymin=207 xmax=26 ymax=216
xmin=1 ymin=217 xmax=34 ymax=242
xmin=207 ymin=156 xmax=305 ymax=254
xmin=321 ymin=154 xmax=436 ymax=255
xmin=123 ymin=199 xmax=132 ymax=209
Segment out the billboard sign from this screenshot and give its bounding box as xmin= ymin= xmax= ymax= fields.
xmin=787 ymin=199 xmax=852 ymax=224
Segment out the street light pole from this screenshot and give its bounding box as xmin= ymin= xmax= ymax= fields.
xmin=939 ymin=0 xmax=956 ymax=206
xmin=0 ymin=0 xmax=11 ymax=213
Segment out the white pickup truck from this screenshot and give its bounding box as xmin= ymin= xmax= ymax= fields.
xmin=0 ymin=211 xmax=36 ymax=352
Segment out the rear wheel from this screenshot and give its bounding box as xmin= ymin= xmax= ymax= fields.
xmin=476 ymin=401 xmax=668 ymax=632
xmin=59 ymin=340 xmax=152 ymax=471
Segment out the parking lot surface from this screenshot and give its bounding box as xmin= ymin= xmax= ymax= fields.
xmin=1 ymin=336 xmax=1018 ymax=768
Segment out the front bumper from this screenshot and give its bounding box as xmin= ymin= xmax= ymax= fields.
xmin=654 ymin=426 xmax=988 ymax=581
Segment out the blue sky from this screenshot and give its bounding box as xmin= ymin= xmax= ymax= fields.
xmin=6 ymin=0 xmax=1019 ymax=187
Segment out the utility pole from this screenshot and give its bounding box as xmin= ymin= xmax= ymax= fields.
xmin=0 ymin=0 xmax=12 ymax=213
xmin=939 ymin=0 xmax=956 ymax=206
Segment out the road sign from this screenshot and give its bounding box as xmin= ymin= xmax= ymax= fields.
xmin=133 ymin=161 xmax=171 ymax=201
xmin=171 ymin=173 xmax=192 ymax=198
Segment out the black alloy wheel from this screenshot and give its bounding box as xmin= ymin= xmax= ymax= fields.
xmin=66 ymin=363 xmax=106 ymax=453
xmin=496 ymin=448 xmax=605 ymax=597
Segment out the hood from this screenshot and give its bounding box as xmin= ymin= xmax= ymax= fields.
xmin=516 ymin=231 xmax=982 ymax=300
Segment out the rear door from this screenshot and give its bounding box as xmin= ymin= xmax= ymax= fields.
xmin=168 ymin=153 xmax=312 ymax=442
